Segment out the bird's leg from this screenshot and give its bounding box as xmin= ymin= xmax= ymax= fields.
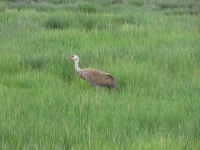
xmin=94 ymin=85 xmax=100 ymax=89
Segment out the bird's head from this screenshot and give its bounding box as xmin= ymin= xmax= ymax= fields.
xmin=67 ymin=55 xmax=79 ymax=61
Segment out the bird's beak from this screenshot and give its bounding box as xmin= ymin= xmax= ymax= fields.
xmin=66 ymin=57 xmax=71 ymax=60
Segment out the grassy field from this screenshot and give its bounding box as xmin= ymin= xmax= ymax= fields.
xmin=0 ymin=0 xmax=200 ymax=149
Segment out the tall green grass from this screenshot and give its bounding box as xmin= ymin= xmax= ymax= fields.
xmin=1 ymin=0 xmax=200 ymax=149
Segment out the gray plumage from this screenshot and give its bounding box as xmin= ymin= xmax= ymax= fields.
xmin=67 ymin=55 xmax=119 ymax=90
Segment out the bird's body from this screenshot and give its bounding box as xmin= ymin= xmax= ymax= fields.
xmin=67 ymin=55 xmax=119 ymax=90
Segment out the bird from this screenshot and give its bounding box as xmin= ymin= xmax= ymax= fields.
xmin=67 ymin=55 xmax=119 ymax=90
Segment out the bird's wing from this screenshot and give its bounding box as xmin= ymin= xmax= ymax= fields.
xmin=104 ymin=74 xmax=119 ymax=89
xmin=78 ymin=69 xmax=118 ymax=89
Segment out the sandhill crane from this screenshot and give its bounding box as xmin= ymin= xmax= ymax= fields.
xmin=67 ymin=55 xmax=119 ymax=90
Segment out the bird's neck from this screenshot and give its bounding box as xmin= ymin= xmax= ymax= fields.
xmin=75 ymin=60 xmax=81 ymax=72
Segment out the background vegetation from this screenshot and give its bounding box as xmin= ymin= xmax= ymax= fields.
xmin=0 ymin=0 xmax=200 ymax=149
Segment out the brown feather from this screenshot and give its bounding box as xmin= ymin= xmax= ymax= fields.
xmin=78 ymin=68 xmax=119 ymax=89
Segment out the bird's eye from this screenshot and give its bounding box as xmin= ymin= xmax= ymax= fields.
xmin=71 ymin=55 xmax=74 ymax=58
